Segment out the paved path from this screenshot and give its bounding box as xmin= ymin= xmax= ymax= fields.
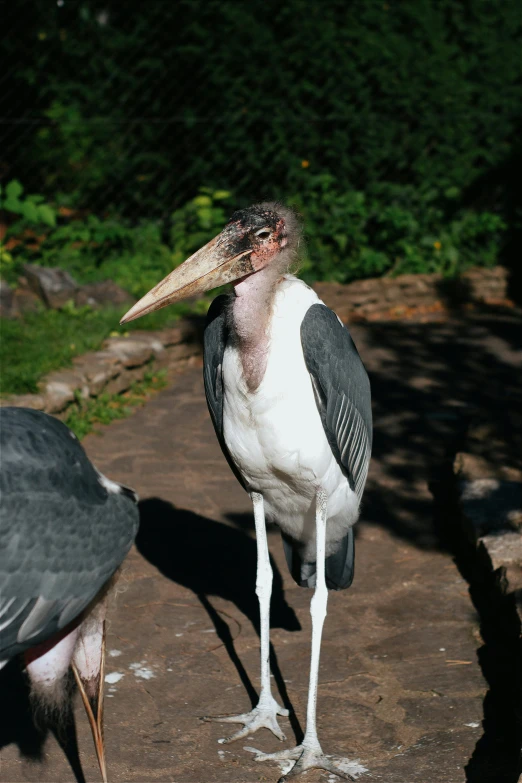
xmin=1 ymin=311 xmax=520 ymax=783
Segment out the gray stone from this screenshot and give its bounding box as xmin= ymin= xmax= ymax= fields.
xmin=23 ymin=263 xmax=77 ymax=308
xmin=73 ymin=351 xmax=123 ymax=395
xmin=0 ymin=279 xmax=14 ymax=318
xmin=459 ymin=478 xmax=522 ymax=535
xmin=0 ymin=393 xmax=45 ymax=410
xmin=159 ymin=321 xmax=200 ymax=346
xmin=103 ymin=337 xmax=155 ymax=367
xmin=39 ymin=369 xmax=89 ymax=413
xmin=11 ymin=284 xmax=41 ymax=315
xmin=480 ymin=531 xmax=522 ymax=573
xmin=74 ymin=280 xmax=135 ymax=309
xmin=104 ymin=366 xmax=148 ymax=395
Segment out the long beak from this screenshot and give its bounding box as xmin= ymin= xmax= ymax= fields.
xmin=72 ymin=621 xmax=107 ymax=783
xmin=120 ymin=233 xmax=253 ymax=324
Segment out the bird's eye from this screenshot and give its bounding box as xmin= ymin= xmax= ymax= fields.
xmin=255 ymin=229 xmax=271 ymax=239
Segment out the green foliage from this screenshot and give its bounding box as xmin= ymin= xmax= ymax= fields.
xmin=291 ymin=176 xmax=506 ymax=283
xmin=170 ymin=189 xmax=234 ymax=265
xmin=0 ymin=180 xmax=57 ymax=227
xmin=6 ymin=0 xmax=522 ymax=222
xmin=0 ymin=302 xmax=192 ymax=397
xmin=64 ymin=369 xmax=168 ymax=440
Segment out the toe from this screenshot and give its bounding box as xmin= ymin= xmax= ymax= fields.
xmin=218 ymin=723 xmax=258 ymax=744
xmin=271 ymin=724 xmax=286 ymax=742
xmin=203 ymin=713 xmax=249 ymax=724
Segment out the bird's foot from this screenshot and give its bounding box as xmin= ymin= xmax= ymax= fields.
xmin=202 ymin=695 xmax=289 ymax=744
xmin=245 ymin=743 xmax=368 ymax=781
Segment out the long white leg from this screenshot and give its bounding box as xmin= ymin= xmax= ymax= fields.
xmin=301 ymin=488 xmax=328 ymax=754
xmin=204 ymin=491 xmax=288 ymax=744
xmin=249 ymin=490 xmax=366 ymax=781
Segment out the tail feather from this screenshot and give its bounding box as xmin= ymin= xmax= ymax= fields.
xmin=282 ymin=528 xmax=355 ymax=591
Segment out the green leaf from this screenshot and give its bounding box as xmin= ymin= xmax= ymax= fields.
xmin=5 ymin=180 xmax=23 ymax=201
xmin=22 ymin=201 xmax=40 ymax=223
xmin=3 ymin=198 xmax=22 ymax=214
xmin=38 ymin=204 xmax=57 ymax=227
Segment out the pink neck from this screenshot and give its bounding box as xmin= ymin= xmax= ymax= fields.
xmin=231 ymin=266 xmax=279 ymax=391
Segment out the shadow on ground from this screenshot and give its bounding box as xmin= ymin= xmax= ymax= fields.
xmin=360 ymin=309 xmax=521 ymax=783
xmin=136 ymin=498 xmax=304 ymax=740
xmin=0 ymin=658 xmax=87 ymax=783
xmin=357 ymin=310 xmax=521 ymax=551
xmin=431 ymin=447 xmax=522 ymax=783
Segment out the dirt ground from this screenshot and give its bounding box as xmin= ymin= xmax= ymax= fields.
xmin=1 ymin=309 xmax=521 ymax=783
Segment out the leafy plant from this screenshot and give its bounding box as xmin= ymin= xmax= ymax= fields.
xmin=0 ymin=180 xmax=56 ymax=227
xmin=64 ymin=369 xmax=168 ymax=439
xmin=290 ymin=176 xmax=506 ymax=283
xmin=0 ymin=301 xmax=196 ymax=397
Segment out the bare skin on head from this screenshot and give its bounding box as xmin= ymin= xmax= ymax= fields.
xmin=226 ymin=206 xmax=301 ymax=391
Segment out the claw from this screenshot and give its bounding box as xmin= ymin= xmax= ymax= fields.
xmin=245 ymin=744 xmax=368 ymax=781
xmin=203 ymin=697 xmax=289 ymax=743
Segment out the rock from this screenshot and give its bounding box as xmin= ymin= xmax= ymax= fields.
xmin=103 ymin=337 xmax=156 ymax=367
xmin=0 ymin=393 xmax=45 ymax=410
xmin=72 ymin=351 xmax=123 ymax=395
xmin=104 ymin=366 xmax=148 ymax=396
xmin=75 ymin=280 xmax=135 ymax=309
xmin=159 ymin=321 xmax=201 ymax=346
xmin=157 ymin=341 xmax=200 ymax=368
xmin=23 ymin=263 xmax=77 ymax=308
xmin=0 ymin=280 xmax=15 ymax=318
xmin=459 ymin=478 xmax=522 ymax=536
xmin=117 ymin=331 xmax=165 ymax=354
xmin=11 ymin=284 xmax=42 ymax=315
xmin=39 ymin=369 xmax=89 ymax=413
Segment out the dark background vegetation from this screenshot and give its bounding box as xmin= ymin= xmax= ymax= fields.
xmin=1 ymin=0 xmax=521 ymax=393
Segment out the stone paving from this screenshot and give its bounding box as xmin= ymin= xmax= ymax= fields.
xmin=1 ymin=310 xmax=520 ymax=783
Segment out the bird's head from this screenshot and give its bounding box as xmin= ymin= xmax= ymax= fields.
xmin=120 ymin=202 xmax=301 ymax=324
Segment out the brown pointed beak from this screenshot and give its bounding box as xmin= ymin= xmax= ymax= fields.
xmin=120 ymin=233 xmax=253 ymax=324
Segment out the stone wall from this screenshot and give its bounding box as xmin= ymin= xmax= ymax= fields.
xmin=313 ymin=266 xmax=510 ymax=322
xmin=0 ymin=321 xmax=202 ymax=416
xmin=1 ymin=266 xmax=513 ymax=416
xmin=432 ymin=415 xmax=522 ymax=628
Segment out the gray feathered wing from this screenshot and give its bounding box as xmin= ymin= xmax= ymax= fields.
xmin=282 ymin=303 xmax=372 ymax=591
xmin=0 ymin=408 xmax=139 ymax=660
xmin=203 ymin=295 xmax=248 ymax=490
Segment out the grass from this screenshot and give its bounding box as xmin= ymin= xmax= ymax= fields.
xmin=64 ymin=368 xmax=168 ymax=439
xmin=0 ymin=299 xmax=204 ymax=396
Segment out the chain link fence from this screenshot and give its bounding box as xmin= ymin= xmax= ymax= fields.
xmin=1 ymin=0 xmax=521 ymax=288
xmin=3 ymin=0 xmax=371 ymax=219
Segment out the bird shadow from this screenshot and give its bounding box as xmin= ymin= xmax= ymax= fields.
xmin=135 ymin=497 xmax=304 ymax=742
xmin=0 ymin=658 xmax=87 ymax=783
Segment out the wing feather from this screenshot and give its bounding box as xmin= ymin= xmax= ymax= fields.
xmin=203 ymin=295 xmax=247 ymax=490
xmin=285 ymin=303 xmax=372 ymax=591
xmin=0 ymin=407 xmax=140 ymax=660
xmin=301 ymin=304 xmax=372 ymax=501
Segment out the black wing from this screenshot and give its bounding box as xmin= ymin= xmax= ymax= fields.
xmin=203 ymin=295 xmax=248 ymax=491
xmin=0 ymin=408 xmax=139 ymax=660
xmin=283 ymin=304 xmax=372 ymax=591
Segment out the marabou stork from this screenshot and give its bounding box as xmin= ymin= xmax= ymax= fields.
xmin=121 ymin=203 xmax=372 ymax=780
xmin=0 ymin=407 xmax=139 ymax=781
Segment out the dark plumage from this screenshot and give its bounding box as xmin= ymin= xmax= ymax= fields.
xmin=0 ymin=407 xmax=139 ymax=781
